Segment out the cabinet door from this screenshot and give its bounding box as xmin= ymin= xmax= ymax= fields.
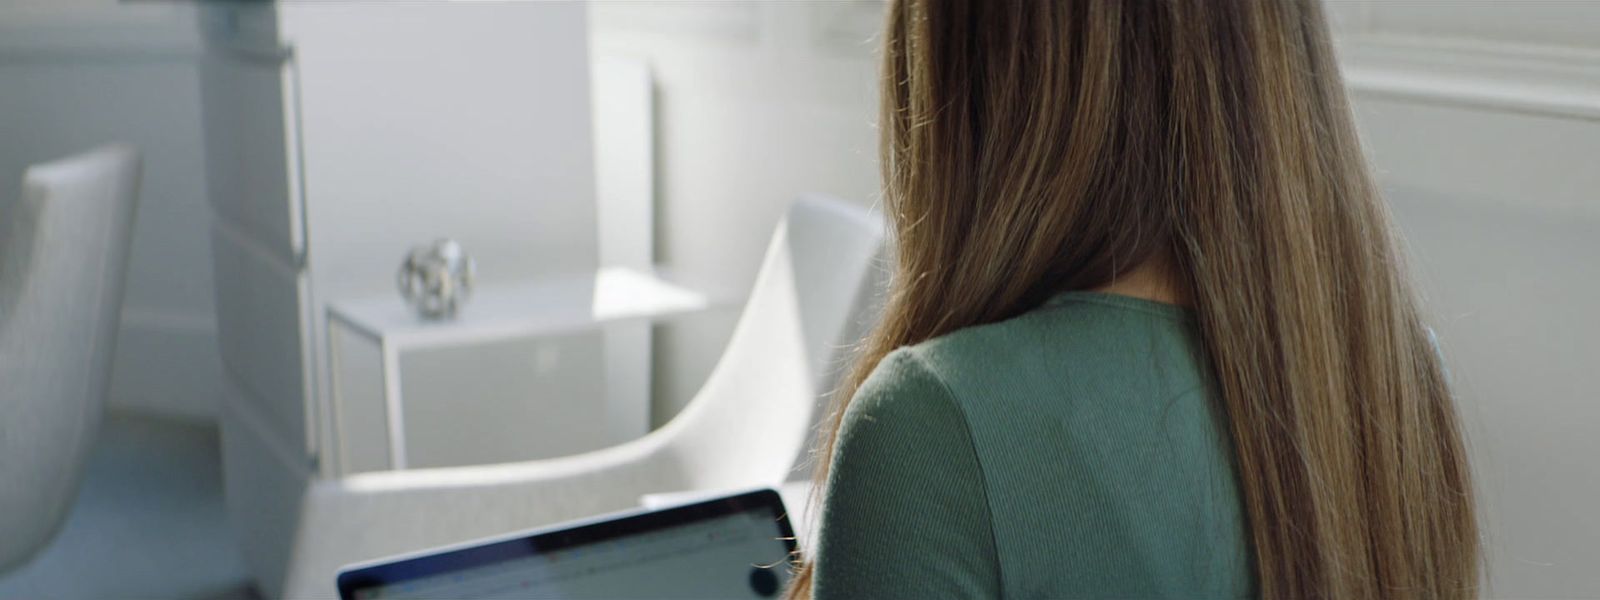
xmin=211 ymin=222 xmax=312 ymax=460
xmin=397 ymin=329 xmax=613 ymax=469
xmin=198 ymin=44 xmax=305 ymax=264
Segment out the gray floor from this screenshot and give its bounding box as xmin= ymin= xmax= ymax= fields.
xmin=0 ymin=411 xmax=256 ymax=600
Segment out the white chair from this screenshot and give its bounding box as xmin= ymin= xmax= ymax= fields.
xmin=272 ymin=194 xmax=886 ymax=597
xmin=0 ymin=145 xmax=141 ymax=573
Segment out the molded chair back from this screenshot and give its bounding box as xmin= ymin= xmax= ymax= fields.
xmin=0 ymin=145 xmax=141 ymax=573
xmin=662 ymin=194 xmax=887 ymax=487
xmin=282 ymin=194 xmax=885 ymax=597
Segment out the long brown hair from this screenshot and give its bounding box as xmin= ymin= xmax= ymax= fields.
xmin=787 ymin=1 xmax=1478 ymax=598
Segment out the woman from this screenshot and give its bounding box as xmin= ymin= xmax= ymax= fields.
xmin=787 ymin=1 xmax=1478 ymax=598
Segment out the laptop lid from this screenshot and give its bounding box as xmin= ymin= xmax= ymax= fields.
xmin=336 ymin=489 xmax=797 ymax=599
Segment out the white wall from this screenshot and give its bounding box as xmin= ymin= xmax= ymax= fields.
xmin=1330 ymin=3 xmax=1600 ymax=595
xmin=0 ymin=4 xmax=222 ymax=421
xmin=589 ymin=2 xmax=885 ymax=425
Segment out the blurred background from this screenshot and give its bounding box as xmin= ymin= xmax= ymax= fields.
xmin=0 ymin=1 xmax=1595 ymax=598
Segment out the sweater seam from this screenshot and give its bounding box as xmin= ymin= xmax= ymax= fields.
xmin=904 ymin=349 xmax=1007 ymax=598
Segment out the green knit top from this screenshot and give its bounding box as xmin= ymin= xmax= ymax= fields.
xmin=812 ymin=292 xmax=1255 ymax=599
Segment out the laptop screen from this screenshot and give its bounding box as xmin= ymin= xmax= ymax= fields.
xmin=337 ymin=490 xmax=796 ymax=600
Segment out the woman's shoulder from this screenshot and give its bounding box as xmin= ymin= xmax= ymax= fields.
xmin=876 ymin=292 xmax=1207 ymax=430
xmin=843 ymin=348 xmax=961 ymax=430
xmin=819 ymin=350 xmax=1002 ymax=598
xmin=908 ymin=292 xmax=1195 ymax=373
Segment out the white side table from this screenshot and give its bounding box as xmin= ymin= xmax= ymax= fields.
xmin=326 ymin=268 xmax=707 ymax=473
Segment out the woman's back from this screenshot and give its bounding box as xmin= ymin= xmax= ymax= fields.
xmin=793 ymin=0 xmax=1477 ymax=596
xmin=814 ymin=292 xmax=1253 ymax=598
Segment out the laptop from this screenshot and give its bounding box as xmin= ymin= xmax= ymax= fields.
xmin=335 ymin=489 xmax=797 ymax=599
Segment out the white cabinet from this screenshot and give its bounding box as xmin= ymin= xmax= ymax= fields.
xmin=201 ymin=0 xmax=603 ymax=472
xmin=326 ymin=269 xmax=706 ymax=473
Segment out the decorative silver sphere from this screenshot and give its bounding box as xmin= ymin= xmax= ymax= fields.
xmin=397 ymin=239 xmax=476 ymax=319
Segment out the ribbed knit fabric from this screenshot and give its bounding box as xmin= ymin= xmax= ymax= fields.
xmin=813 ymin=292 xmax=1255 ymax=599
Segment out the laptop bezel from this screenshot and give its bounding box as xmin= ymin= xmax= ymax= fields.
xmin=335 ymin=488 xmax=797 ymax=599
